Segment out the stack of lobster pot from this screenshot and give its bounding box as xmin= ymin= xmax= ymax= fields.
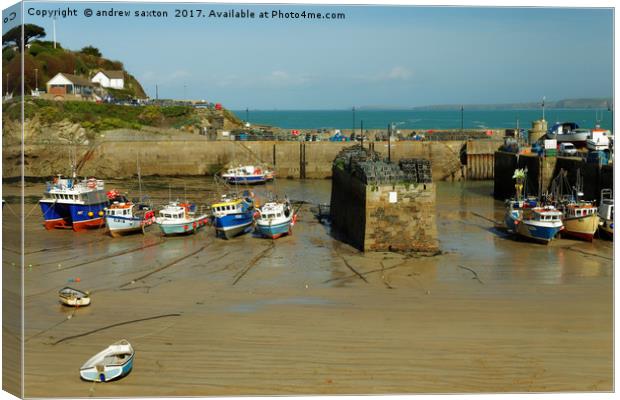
xmin=416 ymin=159 xmax=432 ymax=183
xmin=333 ymin=145 xmax=382 ymax=173
xmin=398 ymin=158 xmax=433 ymax=183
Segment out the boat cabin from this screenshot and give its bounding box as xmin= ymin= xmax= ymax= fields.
xmin=160 ymin=207 xmax=185 ymax=220
xmin=564 ymin=204 xmax=597 ymax=218
xmin=105 ymin=203 xmax=133 ymax=217
xmin=212 ymin=200 xmax=243 ymax=214
xmin=530 ymin=207 xmax=562 ymax=222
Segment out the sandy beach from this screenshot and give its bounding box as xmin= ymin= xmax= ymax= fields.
xmin=2 ymin=179 xmax=612 ymax=396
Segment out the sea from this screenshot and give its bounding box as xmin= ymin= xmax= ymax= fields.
xmin=232 ymin=109 xmax=614 ymax=131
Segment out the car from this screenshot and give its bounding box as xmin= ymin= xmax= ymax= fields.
xmin=559 ymin=143 xmax=578 ymax=157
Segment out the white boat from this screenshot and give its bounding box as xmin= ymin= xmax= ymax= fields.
xmin=255 ymin=199 xmax=296 ymax=239
xmin=598 ymin=189 xmax=614 ymax=239
xmin=155 ymin=202 xmax=209 ymax=236
xmin=546 ymin=122 xmax=590 ymax=145
xmin=80 ymin=340 xmax=134 ymax=382
xmin=220 ymin=165 xmax=274 ymax=185
xmin=58 ymin=287 xmax=91 ymax=307
xmin=105 ymin=199 xmax=155 ymax=238
xmin=586 ymin=128 xmax=612 ymax=151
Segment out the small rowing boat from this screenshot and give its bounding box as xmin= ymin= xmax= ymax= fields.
xmin=58 ymin=287 xmax=91 ymax=307
xmin=80 ymin=340 xmax=134 ymax=382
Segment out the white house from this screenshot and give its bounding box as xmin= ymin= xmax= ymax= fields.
xmin=46 ymin=73 xmax=95 ymax=96
xmin=91 ymin=70 xmax=125 ymax=89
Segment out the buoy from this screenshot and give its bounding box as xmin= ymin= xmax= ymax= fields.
xmin=88 ymin=211 xmax=94 ymax=217
xmin=98 ymin=211 xmax=104 ymax=216
xmin=76 ymin=277 xmax=81 ymax=282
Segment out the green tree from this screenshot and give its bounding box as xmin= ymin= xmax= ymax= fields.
xmin=2 ymin=24 xmax=46 ymax=50
xmin=80 ymin=45 xmax=101 ymax=57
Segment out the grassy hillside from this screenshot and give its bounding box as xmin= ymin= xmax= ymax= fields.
xmin=2 ymin=40 xmax=147 ymax=98
xmin=2 ymin=98 xmax=242 ymax=133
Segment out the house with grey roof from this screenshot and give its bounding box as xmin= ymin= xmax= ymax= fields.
xmin=91 ymin=70 xmax=125 ymax=89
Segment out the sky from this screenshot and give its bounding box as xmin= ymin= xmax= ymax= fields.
xmin=5 ymin=1 xmax=615 ymax=109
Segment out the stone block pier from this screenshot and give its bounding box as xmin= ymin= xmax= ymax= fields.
xmin=330 ymin=145 xmax=439 ymax=253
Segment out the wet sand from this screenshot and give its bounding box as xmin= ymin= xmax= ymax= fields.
xmin=2 ymin=179 xmax=613 ymax=396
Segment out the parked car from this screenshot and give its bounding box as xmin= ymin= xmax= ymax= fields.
xmin=559 ymin=143 xmax=578 ymax=157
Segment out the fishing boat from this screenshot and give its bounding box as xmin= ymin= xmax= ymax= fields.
xmin=546 ymin=122 xmax=590 ymax=145
xmin=514 ymin=206 xmax=564 ymax=244
xmin=550 ymin=170 xmax=599 ymax=242
xmin=79 ymin=340 xmax=134 ymax=382
xmin=155 ymin=202 xmax=209 ymax=236
xmin=504 ymin=168 xmax=563 ymax=243
xmin=255 ymin=199 xmax=296 ymax=239
xmin=105 ymin=201 xmax=155 ymax=238
xmin=559 ymin=202 xmax=599 ymax=242
xmin=104 ymin=190 xmax=155 ymax=237
xmin=39 ymin=175 xmax=108 ymax=231
xmin=58 ymin=287 xmax=91 ymax=307
xmin=598 ymin=189 xmax=614 ymax=239
xmin=211 ymin=193 xmax=256 ymax=239
xmin=220 ymin=165 xmax=274 ymax=185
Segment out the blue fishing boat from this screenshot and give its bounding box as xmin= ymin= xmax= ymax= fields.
xmin=39 ymin=175 xmax=108 ymax=231
xmin=211 ymin=194 xmax=256 ymax=239
xmin=155 ymin=202 xmax=209 ymax=236
xmin=255 ymin=199 xmax=296 ymax=239
xmin=514 ymin=206 xmax=564 ymax=244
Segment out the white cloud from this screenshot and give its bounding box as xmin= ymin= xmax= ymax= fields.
xmin=385 ymin=66 xmax=413 ymax=80
xmin=351 ymin=66 xmax=414 ymax=82
xmin=264 ymin=70 xmax=312 ymax=86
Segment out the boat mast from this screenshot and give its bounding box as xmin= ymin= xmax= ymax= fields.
xmin=137 ymin=152 xmax=142 ymax=201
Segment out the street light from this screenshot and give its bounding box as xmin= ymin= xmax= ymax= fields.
xmin=352 ymin=106 xmax=355 ymax=135
xmin=34 ymin=68 xmax=38 ymax=90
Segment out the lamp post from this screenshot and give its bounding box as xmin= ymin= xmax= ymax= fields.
xmin=460 ymin=105 xmax=464 ymax=134
xmin=352 ymin=106 xmax=355 ymax=136
xmin=387 ymin=123 xmax=391 ymax=162
xmin=5 ymin=73 xmax=9 ymax=96
xmin=246 ymin=108 xmax=249 ymax=124
xmin=34 ymin=68 xmax=38 ymax=90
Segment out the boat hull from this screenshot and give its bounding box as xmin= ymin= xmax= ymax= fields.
xmin=157 ymin=216 xmax=209 ymax=236
xmin=214 ymin=213 xmax=254 ymax=239
xmin=106 ymin=215 xmax=154 ymax=237
xmin=80 ymin=353 xmax=134 ymax=382
xmin=40 ymin=201 xmax=107 ymax=231
xmin=60 ymin=296 xmax=91 ymax=307
xmin=256 ymin=219 xmax=291 ymax=239
xmin=224 ymin=175 xmax=266 ymax=185
xmin=561 ymin=214 xmax=600 ymax=242
xmin=504 ymin=210 xmax=520 ymax=232
xmin=599 ymin=218 xmax=614 ymax=239
xmin=515 ymin=220 xmax=563 ymax=244
xmin=547 ymin=132 xmax=589 ymax=145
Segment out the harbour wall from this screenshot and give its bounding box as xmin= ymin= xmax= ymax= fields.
xmin=330 ymin=166 xmax=439 ymax=253
xmin=494 ymin=151 xmax=613 ymax=201
xmin=5 ymin=139 xmax=501 ymax=181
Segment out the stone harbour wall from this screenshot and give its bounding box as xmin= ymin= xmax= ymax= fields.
xmin=364 ymin=183 xmax=439 ymax=253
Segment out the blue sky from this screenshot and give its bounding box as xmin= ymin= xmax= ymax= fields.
xmin=14 ymin=2 xmax=615 ymax=109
